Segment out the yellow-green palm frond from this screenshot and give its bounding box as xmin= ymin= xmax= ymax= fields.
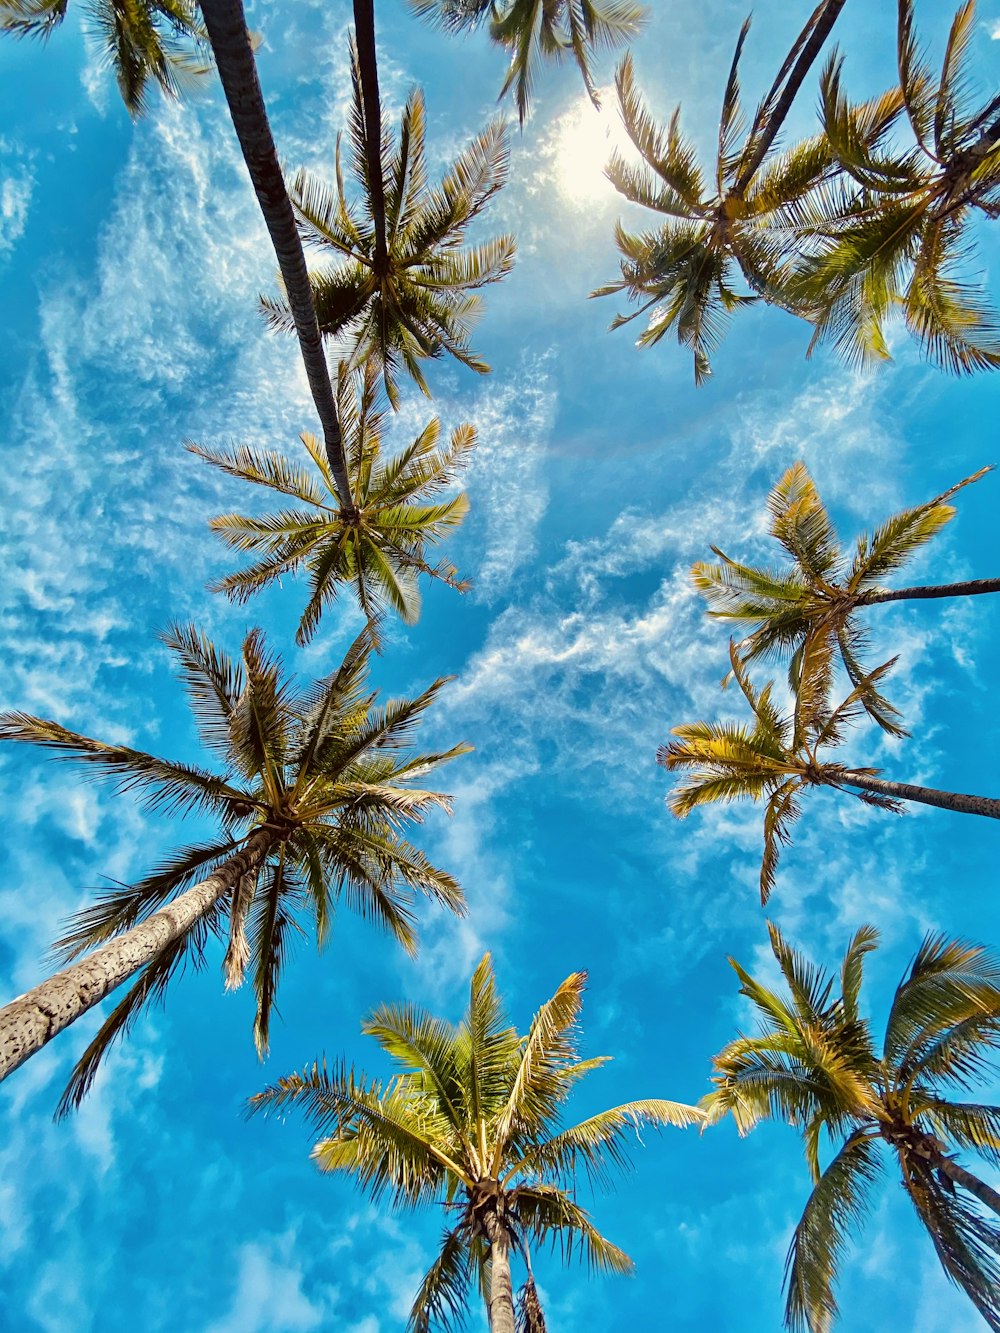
xmin=883 ymin=934 xmax=1000 ymax=1085
xmin=784 ymin=1130 xmax=883 ymax=1333
xmin=904 ymin=214 xmax=1000 ymax=373
xmin=510 ymin=1184 xmax=635 ymax=1274
xmin=505 ymin=1098 xmax=704 ymax=1189
xmin=899 ymin=1165 xmax=1000 ymax=1328
xmin=491 ymin=969 xmax=588 ymax=1154
xmin=768 ymin=462 xmax=842 ymax=584
xmin=848 ymin=465 xmax=991 ymax=590
xmin=476 ymin=0 xmax=645 ymax=124
xmin=459 ymin=953 xmax=523 ymax=1142
xmin=610 ymin=53 xmax=705 ymax=212
xmin=363 ymin=1001 xmax=475 ymax=1151
xmin=408 ymin=1225 xmax=474 ymax=1333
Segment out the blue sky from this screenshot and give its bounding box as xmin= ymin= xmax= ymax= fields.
xmin=1 ymin=0 xmax=999 ymax=1329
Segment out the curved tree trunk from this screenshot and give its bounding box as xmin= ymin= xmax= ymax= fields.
xmin=482 ymin=1207 xmax=517 ymax=1333
xmin=197 ymin=0 xmax=353 ymax=507
xmin=860 ymin=578 xmax=1000 ymax=604
xmin=734 ymin=0 xmax=848 ymax=193
xmin=0 ymin=828 xmax=274 ymax=1087
xmin=938 ymin=1155 xmax=1000 ymax=1217
xmin=353 ymin=0 xmax=388 ymax=275
xmin=838 ymin=771 xmax=1000 ymax=820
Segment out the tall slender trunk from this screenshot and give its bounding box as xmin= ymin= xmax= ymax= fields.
xmin=837 ymin=771 xmax=1000 ymax=820
xmin=353 ymin=0 xmax=388 ymax=275
xmin=734 ymin=0 xmax=848 ymax=193
xmin=860 ymin=578 xmax=1000 ymax=604
xmin=482 ymin=1207 xmax=516 ymax=1333
xmin=937 ymin=1155 xmax=1000 ymax=1217
xmin=0 ymin=828 xmax=273 ymax=1087
xmin=197 ymin=0 xmax=353 ymax=507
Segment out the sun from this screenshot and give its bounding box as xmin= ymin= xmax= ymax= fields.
xmin=547 ymin=89 xmax=638 ymax=208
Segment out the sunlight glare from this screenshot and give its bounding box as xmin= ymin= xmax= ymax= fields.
xmin=549 ymin=90 xmax=638 ymax=208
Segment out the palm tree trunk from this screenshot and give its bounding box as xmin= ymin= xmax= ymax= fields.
xmin=353 ymin=0 xmax=389 ymax=276
xmin=860 ymin=578 xmax=1000 ymax=604
xmin=197 ymin=0 xmax=353 ymax=508
xmin=482 ymin=1208 xmax=517 ymax=1333
xmin=0 ymin=827 xmax=273 ymax=1086
xmin=937 ymin=1155 xmax=1000 ymax=1217
xmin=838 ymin=771 xmax=1000 ymax=820
xmin=734 ymin=0 xmax=847 ymax=193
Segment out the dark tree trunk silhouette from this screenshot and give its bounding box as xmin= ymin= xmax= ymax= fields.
xmin=837 ymin=771 xmax=1000 ymax=820
xmin=198 ymin=0 xmax=353 ymax=506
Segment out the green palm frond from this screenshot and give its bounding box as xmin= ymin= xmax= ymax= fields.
xmin=693 ymin=460 xmax=994 ymax=736
xmin=268 ymin=69 xmax=513 ymax=402
xmin=800 ymin=2 xmax=1000 ymax=374
xmin=784 ymin=1131 xmax=883 ymax=1333
xmin=511 ymin=1184 xmax=634 ymax=1274
xmin=900 ymin=1167 xmax=1000 ymax=1329
xmin=195 ymin=363 xmax=475 ymax=643
xmin=409 ymin=1226 xmax=474 ymax=1333
xmin=1 ymin=0 xmax=210 ymax=116
xmin=415 ymin=0 xmax=644 ymax=123
xmin=883 ymin=934 xmax=1000 ymax=1077
xmin=710 ymin=923 xmax=1000 ymax=1330
xmin=598 ymin=12 xmax=841 ymax=380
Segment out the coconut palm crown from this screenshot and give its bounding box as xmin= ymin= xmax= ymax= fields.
xmin=692 ymin=461 xmax=996 ymax=735
xmin=0 ymin=626 xmax=467 ymax=1112
xmin=250 ymin=952 xmax=703 ymax=1333
xmin=593 ymin=4 xmax=872 ymax=383
xmin=189 ymin=362 xmax=474 ymax=645
xmin=661 ymin=636 xmax=1000 ymax=902
xmin=261 ymin=39 xmax=516 ymax=408
xmin=705 ymin=922 xmax=1000 ymax=1331
xmin=789 ymin=0 xmax=1000 ymax=373
xmin=0 ymin=0 xmax=208 ymax=116
xmin=408 ymin=0 xmax=645 ymax=124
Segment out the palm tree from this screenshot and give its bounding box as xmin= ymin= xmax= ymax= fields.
xmin=407 ymin=0 xmax=645 ymax=125
xmin=661 ymin=638 xmax=1000 ymax=902
xmin=249 ymin=953 xmax=703 ymax=1332
xmin=692 ymin=460 xmax=999 ymax=734
xmin=0 ymin=626 xmax=468 ymax=1112
xmin=197 ymin=0 xmax=353 ymax=505
xmin=789 ymin=0 xmax=1000 ymax=373
xmin=0 ymin=0 xmax=208 ymax=115
xmin=189 ymin=362 xmax=474 ymax=645
xmin=260 ymin=35 xmax=516 ymax=409
xmin=593 ymin=2 xmax=869 ymax=383
xmin=705 ymin=922 xmax=1000 ymax=1330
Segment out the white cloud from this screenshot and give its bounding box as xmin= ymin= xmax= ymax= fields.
xmin=204 ymin=1234 xmax=328 ymax=1333
xmin=0 ymin=150 xmax=33 ymax=256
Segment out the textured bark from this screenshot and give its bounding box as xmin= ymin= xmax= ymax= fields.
xmin=198 ymin=0 xmax=353 ymax=507
xmin=483 ymin=1207 xmax=516 ymax=1333
xmin=734 ymin=0 xmax=848 ymax=193
xmin=860 ymin=578 xmax=1000 ymax=604
xmin=353 ymin=0 xmax=388 ymax=276
xmin=938 ymin=1155 xmax=1000 ymax=1218
xmin=838 ymin=771 xmax=1000 ymax=820
xmin=0 ymin=828 xmax=274 ymax=1086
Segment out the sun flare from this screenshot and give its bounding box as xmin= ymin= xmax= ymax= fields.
xmin=549 ymin=90 xmax=637 ymax=207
